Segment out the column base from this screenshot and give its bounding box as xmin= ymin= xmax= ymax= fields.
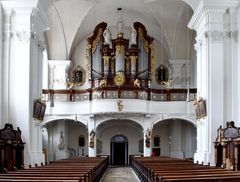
xmin=30 ymin=151 xmax=45 ymax=167
xmin=56 ymin=150 xmax=68 ymax=160
xmin=194 ymin=151 xmax=214 ymax=165
xmin=143 ymin=147 xmax=151 ymax=157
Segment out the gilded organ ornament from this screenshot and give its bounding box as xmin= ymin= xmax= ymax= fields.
xmin=114 ymin=72 xmax=125 ymax=86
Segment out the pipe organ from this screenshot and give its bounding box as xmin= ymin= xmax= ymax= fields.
xmin=87 ymin=22 xmax=153 ymax=89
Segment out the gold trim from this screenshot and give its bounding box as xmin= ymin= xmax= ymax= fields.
xmin=149 ymin=42 xmax=155 ymax=81
xmin=115 ymin=45 xmax=125 ymax=60
xmin=129 ymin=55 xmax=138 ymax=65
xmin=100 ymin=79 xmax=107 ymax=87
xmin=92 ymin=29 xmax=102 ymax=54
xmin=103 ymin=56 xmax=110 ymax=66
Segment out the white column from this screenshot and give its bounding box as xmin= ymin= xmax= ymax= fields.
xmin=143 ymin=128 xmax=152 ymax=156
xmin=188 ymin=0 xmax=239 ymax=165
xmin=0 ymin=3 xmax=2 ymax=125
xmin=48 ymin=60 xmax=71 ymax=89
xmin=1 ymin=6 xmax=12 ymax=125
xmin=1 ymin=0 xmax=49 ymax=167
xmin=228 ymin=8 xmax=239 ymax=122
xmin=237 ymin=7 xmax=240 ymax=126
xmin=88 ymin=115 xmax=96 ymax=157
xmin=170 ymin=119 xmax=183 ymax=158
xmin=143 ymin=117 xmax=153 ymax=157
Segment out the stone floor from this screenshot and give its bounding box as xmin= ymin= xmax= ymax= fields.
xmin=101 ymin=167 xmax=140 ymax=182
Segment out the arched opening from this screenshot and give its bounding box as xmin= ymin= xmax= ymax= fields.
xmin=43 ymin=119 xmax=88 ymax=161
xmin=152 ymin=118 xmax=196 ymax=159
xmin=110 ymin=135 xmax=128 ymax=165
xmin=96 ymin=119 xmax=143 ymax=164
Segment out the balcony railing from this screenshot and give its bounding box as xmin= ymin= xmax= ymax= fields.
xmin=42 ymin=88 xmax=197 ymax=102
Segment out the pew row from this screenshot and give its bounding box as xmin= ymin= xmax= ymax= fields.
xmin=0 ymin=156 xmax=109 ymax=182
xmin=130 ymin=156 xmax=240 ymax=182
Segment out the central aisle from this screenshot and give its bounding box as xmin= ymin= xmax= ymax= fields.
xmin=101 ymin=167 xmax=140 ymax=182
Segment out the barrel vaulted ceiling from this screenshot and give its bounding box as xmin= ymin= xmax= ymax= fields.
xmin=37 ymin=0 xmax=197 ymax=60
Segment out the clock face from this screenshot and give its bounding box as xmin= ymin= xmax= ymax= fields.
xmin=114 ymin=73 xmax=125 ymax=86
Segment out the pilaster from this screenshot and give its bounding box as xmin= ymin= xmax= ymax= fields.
xmin=1 ymin=0 xmax=49 ymax=167
xmin=143 ymin=116 xmax=153 ymax=156
xmin=188 ymin=0 xmax=239 ymax=165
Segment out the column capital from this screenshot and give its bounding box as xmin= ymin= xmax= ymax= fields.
xmin=1 ymin=0 xmax=38 ymax=14
xmin=188 ymin=0 xmax=239 ymax=33
xmin=205 ymin=30 xmax=224 ymax=42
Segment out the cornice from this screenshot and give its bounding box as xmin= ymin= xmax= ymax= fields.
xmin=188 ymin=0 xmax=239 ymax=31
xmin=1 ymin=0 xmax=38 ymax=13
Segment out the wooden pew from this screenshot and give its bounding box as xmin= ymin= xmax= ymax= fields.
xmin=130 ymin=156 xmax=240 ymax=182
xmin=0 ymin=156 xmax=109 ymax=182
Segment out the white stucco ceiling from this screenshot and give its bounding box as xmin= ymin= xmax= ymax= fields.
xmin=38 ymin=0 xmax=196 ymax=60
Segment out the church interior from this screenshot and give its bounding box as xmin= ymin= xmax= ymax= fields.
xmin=0 ymin=0 xmax=240 ymax=181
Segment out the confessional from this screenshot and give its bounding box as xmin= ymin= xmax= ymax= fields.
xmin=214 ymin=121 xmax=240 ymax=170
xmin=0 ymin=123 xmax=25 ymax=172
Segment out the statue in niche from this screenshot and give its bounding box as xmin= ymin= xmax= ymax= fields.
xmin=58 ymin=131 xmax=65 ymax=150
xmin=129 ymin=27 xmax=137 ymax=46
xmin=89 ymin=130 xmax=95 ymax=148
xmin=103 ymin=27 xmax=111 ymax=45
xmin=145 ymin=128 xmax=152 ymax=148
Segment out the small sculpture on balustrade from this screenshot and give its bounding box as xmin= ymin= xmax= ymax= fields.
xmin=129 ymin=27 xmax=137 ymax=46
xmin=133 ymin=79 xmax=140 ymax=88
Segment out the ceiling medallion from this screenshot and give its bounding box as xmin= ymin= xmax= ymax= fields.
xmin=114 ymin=72 xmax=125 ymax=86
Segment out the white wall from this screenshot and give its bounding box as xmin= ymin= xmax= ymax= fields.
xmin=0 ymin=3 xmax=2 ymax=125
xmin=97 ymin=124 xmax=143 ymax=156
xmin=67 ymin=122 xmax=88 ymax=156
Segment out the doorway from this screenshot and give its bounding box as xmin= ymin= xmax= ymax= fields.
xmin=110 ymin=135 xmax=128 ymax=165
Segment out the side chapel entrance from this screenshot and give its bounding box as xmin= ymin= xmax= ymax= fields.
xmin=110 ymin=135 xmax=128 ymax=165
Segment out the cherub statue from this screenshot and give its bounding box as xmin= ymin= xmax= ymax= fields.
xmin=133 ymin=79 xmax=140 ymax=88
xmin=129 ymin=27 xmax=137 ymax=46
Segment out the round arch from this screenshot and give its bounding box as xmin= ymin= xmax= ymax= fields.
xmin=43 ymin=116 xmax=87 ymax=127
xmin=96 ymin=117 xmax=144 ymax=130
xmin=153 ymin=117 xmax=196 ymax=127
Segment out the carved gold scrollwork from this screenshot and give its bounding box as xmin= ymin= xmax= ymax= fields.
xmin=103 ymin=56 xmax=110 ymax=66
xmin=100 ymin=79 xmax=107 ymax=87
xmin=149 ymin=43 xmax=155 ymax=80
xmin=92 ymin=29 xmax=102 ymax=54
xmin=115 ymin=45 xmax=125 ymax=60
